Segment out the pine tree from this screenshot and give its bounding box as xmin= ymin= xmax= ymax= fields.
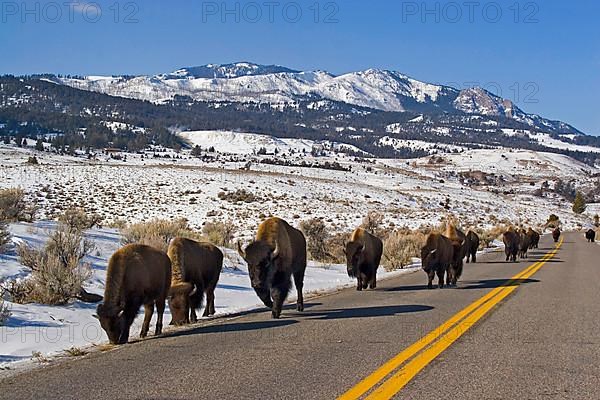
xmin=572 ymin=191 xmax=586 ymax=214
xmin=191 ymin=145 xmax=202 ymax=157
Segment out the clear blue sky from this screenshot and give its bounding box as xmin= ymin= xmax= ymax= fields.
xmin=1 ymin=0 xmax=598 ymax=135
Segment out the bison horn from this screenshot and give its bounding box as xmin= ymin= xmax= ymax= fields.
xmin=117 ymin=309 xmax=125 ymax=318
xmin=357 ymin=244 xmax=365 ymax=253
xmin=429 ymin=249 xmax=437 ymax=255
xmin=189 ymin=284 xmax=198 ymax=297
xmin=237 ymin=241 xmax=246 ymax=259
xmin=271 ymin=242 xmax=280 ymax=260
xmin=92 ymin=314 xmax=99 ymax=320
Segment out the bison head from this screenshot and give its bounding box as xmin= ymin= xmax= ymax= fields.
xmin=420 ymin=247 xmax=439 ymax=273
xmin=168 ymin=283 xmax=197 ymax=325
xmin=344 ymin=241 xmax=365 ymax=278
xmin=238 ymin=240 xmax=277 ymax=309
xmin=96 ymin=303 xmax=126 ymax=345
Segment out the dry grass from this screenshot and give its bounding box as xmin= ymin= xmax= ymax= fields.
xmin=202 ymin=220 xmax=235 ymax=248
xmin=0 ymin=286 xmax=10 ymax=325
xmin=0 ymin=220 xmax=10 ymax=253
xmin=383 ymin=229 xmax=426 ymax=271
xmin=121 ymin=218 xmax=203 ymax=252
xmin=475 ymin=224 xmax=508 ymax=249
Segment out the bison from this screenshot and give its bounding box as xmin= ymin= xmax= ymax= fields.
xmin=503 ymin=228 xmax=519 ymax=262
xmin=527 ymin=228 xmax=540 ymax=249
xmin=167 ymin=237 xmax=223 ymax=325
xmin=344 ymin=228 xmax=383 ymax=291
xmin=585 ymin=229 xmax=596 ymax=243
xmin=465 ymin=230 xmax=480 ymax=263
xmin=421 ymin=233 xmax=454 ymax=289
xmin=96 ymin=244 xmax=171 ymax=344
xmin=518 ymin=228 xmax=531 ymax=259
xmin=445 ymin=224 xmax=467 ymax=286
xmin=552 ymin=227 xmax=561 ymax=243
xmin=238 ymin=217 xmax=307 ymax=319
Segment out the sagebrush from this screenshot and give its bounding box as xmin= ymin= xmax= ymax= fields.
xmin=121 ymin=218 xmax=202 ymax=252
xmin=0 ymin=188 xmax=36 ymax=222
xmin=383 ymin=229 xmax=426 ymax=271
xmin=300 ymin=218 xmax=331 ymax=262
xmin=58 ymin=208 xmax=103 ymax=231
xmin=202 ymin=220 xmax=235 ymax=247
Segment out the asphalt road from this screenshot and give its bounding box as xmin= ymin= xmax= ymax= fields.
xmin=0 ymin=232 xmax=597 ymax=400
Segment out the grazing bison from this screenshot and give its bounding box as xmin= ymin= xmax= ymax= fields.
xmin=238 ymin=217 xmax=307 ymax=319
xmin=503 ymin=228 xmax=519 ymax=262
xmin=445 ymin=224 xmax=467 ymax=286
xmin=585 ymin=229 xmax=596 ymax=243
xmin=344 ymin=228 xmax=383 ymax=291
xmin=552 ymin=227 xmax=561 ymax=243
xmin=167 ymin=237 xmax=223 ymax=325
xmin=518 ymin=228 xmax=531 ymax=259
xmin=527 ymin=228 xmax=540 ymax=249
xmin=465 ymin=230 xmax=480 ymax=263
xmin=96 ymin=244 xmax=171 ymax=344
xmin=421 ymin=233 xmax=454 ymax=289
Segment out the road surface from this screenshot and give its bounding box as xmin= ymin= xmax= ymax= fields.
xmin=0 ymin=232 xmax=597 ymax=399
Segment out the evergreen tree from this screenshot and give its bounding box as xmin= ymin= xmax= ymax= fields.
xmin=191 ymin=145 xmax=202 ymax=157
xmin=572 ymin=191 xmax=586 ymax=214
xmin=35 ymin=139 xmax=44 ymax=151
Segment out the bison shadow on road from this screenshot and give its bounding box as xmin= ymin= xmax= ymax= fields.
xmin=160 ymin=319 xmax=300 ymax=340
xmin=459 ymin=278 xmax=539 ymax=290
xmin=302 ymin=304 xmax=434 ymax=320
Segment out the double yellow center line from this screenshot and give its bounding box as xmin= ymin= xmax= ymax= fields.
xmin=338 ymin=238 xmax=563 ymax=400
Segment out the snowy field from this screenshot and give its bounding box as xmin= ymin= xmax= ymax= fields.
xmin=0 ymin=136 xmax=598 ymax=371
xmin=0 ymin=221 xmax=419 ymax=371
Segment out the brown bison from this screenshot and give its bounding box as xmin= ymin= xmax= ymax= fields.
xmin=344 ymin=228 xmax=383 ymax=291
xmin=96 ymin=244 xmax=171 ymax=344
xmin=518 ymin=228 xmax=531 ymax=259
xmin=465 ymin=230 xmax=480 ymax=263
xmin=421 ymin=233 xmax=454 ymax=289
xmin=238 ymin=217 xmax=307 ymax=319
xmin=503 ymin=228 xmax=519 ymax=262
xmin=527 ymin=228 xmax=540 ymax=249
xmin=552 ymin=227 xmax=561 ymax=243
xmin=585 ymin=229 xmax=596 ymax=243
xmin=167 ymin=237 xmax=223 ymax=325
xmin=445 ymin=224 xmax=467 ymax=286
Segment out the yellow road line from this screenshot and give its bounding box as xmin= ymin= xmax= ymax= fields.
xmin=338 ymin=239 xmax=562 ymax=400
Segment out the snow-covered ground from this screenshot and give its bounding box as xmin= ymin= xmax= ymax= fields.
xmin=0 ymin=221 xmax=420 ymax=370
xmin=0 ymin=138 xmax=597 ymax=370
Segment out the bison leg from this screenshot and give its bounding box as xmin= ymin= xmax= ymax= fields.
xmin=471 ymin=251 xmax=477 ymax=263
xmin=293 ymin=270 xmax=305 ymax=312
xmin=203 ymin=289 xmax=215 ymax=317
xmin=118 ymin=307 xmax=137 ymax=344
xmin=155 ymin=299 xmax=165 ymax=336
xmin=140 ymin=303 xmax=154 ymax=338
xmin=437 ymin=269 xmax=445 ymax=289
xmin=270 ymin=283 xmax=290 ymax=319
xmin=356 ymin=276 xmax=363 ymax=291
xmin=369 ymin=276 xmax=377 ymax=290
xmin=427 ymin=270 xmax=435 ymax=289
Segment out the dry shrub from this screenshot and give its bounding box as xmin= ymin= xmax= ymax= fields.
xmin=11 ymin=225 xmax=93 ymax=305
xmin=325 ymin=231 xmax=351 ymax=263
xmin=383 ymin=229 xmax=426 ymax=271
xmin=360 ymin=211 xmax=386 ymax=238
xmin=218 ymin=189 xmax=261 ymax=203
xmin=0 ymin=286 xmax=10 ymax=325
xmin=58 ymin=208 xmax=103 ymax=231
xmin=0 ymin=220 xmax=10 ymax=253
xmin=300 ymin=218 xmax=331 ymax=262
xmin=0 ymin=188 xmax=36 ymax=222
xmin=475 ymin=224 xmax=507 ymax=249
xmin=121 ymin=218 xmax=201 ymax=252
xmin=202 ymin=220 xmax=235 ymax=247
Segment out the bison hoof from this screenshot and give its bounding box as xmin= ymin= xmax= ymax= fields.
xmin=271 ymin=311 xmax=281 ymax=319
xmin=297 ymin=304 xmax=304 ymax=312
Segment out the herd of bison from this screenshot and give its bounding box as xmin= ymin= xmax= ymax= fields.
xmin=95 ymin=217 xmax=596 ymax=344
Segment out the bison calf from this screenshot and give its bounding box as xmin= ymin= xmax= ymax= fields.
xmin=167 ymin=237 xmax=223 ymax=325
xmin=344 ymin=228 xmax=383 ymax=291
xmin=585 ymin=229 xmax=596 ymax=243
xmin=421 ymin=233 xmax=453 ymax=289
xmin=96 ymin=244 xmax=171 ymax=344
xmin=238 ymin=217 xmax=307 ymax=319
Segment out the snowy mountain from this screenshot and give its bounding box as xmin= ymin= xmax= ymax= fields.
xmin=50 ymin=62 xmax=581 ymax=135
